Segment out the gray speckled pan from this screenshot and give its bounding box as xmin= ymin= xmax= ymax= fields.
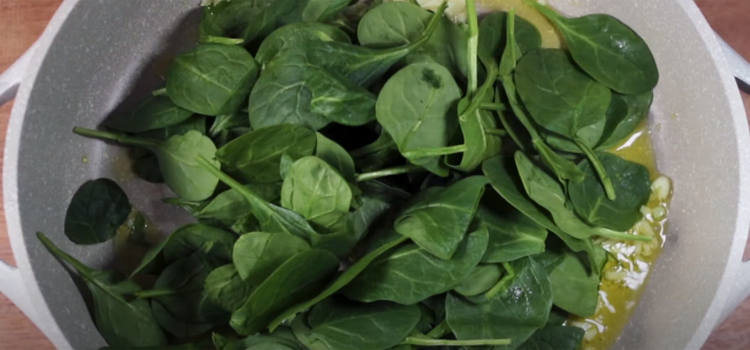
xmin=0 ymin=0 xmax=748 ymax=349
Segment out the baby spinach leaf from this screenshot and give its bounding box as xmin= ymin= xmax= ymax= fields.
xmin=131 ymin=223 xmax=235 ymax=277
xmin=64 ymin=178 xmax=131 ymax=245
xmin=305 ymin=67 xmax=377 ymax=127
xmin=315 ymin=133 xmax=356 ymax=183
xmin=294 ymin=0 xmax=352 ymax=24
xmin=529 ymin=2 xmax=659 ymax=94
xmin=37 ymin=233 xmax=168 ymax=348
xmin=133 ymin=153 xmax=164 ymax=184
xmin=238 ymin=0 xmax=298 ymax=44
xmin=233 ymin=231 xmax=311 ymax=282
xmin=515 ymin=49 xmax=611 ymax=147
xmin=305 ymin=298 xmax=421 ymax=350
xmin=210 ymin=111 xmax=250 ymax=138
xmin=217 ymin=124 xmax=317 ymax=183
xmin=147 ymin=256 xmax=216 ymax=338
xmin=167 ymin=44 xmax=260 ymax=116
xmin=282 ymin=156 xmax=353 ymax=229
xmin=193 ymin=183 xmax=281 ymax=227
xmin=569 ymin=152 xmax=651 ymax=231
xmin=376 ymin=62 xmax=461 ymax=177
xmin=597 ymin=91 xmax=654 ymax=150
xmin=205 ymin=264 xmax=256 ymax=312
xmin=139 ymin=115 xmax=207 ymax=141
xmin=478 ymin=11 xmax=541 ymax=62
xmin=477 ymin=205 xmax=547 ymax=264
xmin=104 ymin=95 xmax=194 ymax=133
xmin=445 ymin=257 xmax=552 ymax=349
xmin=198 ymin=156 xmax=322 ymax=244
xmin=230 ymin=249 xmax=339 ymax=335
xmin=200 ymin=0 xmax=269 ymax=39
xmin=357 ymin=1 xmax=467 ymax=76
xmin=256 ymin=22 xmax=351 ymax=65
xmin=267 ymin=234 xmax=409 ymax=332
xmin=517 ymin=326 xmax=585 ymax=350
xmin=74 ymin=128 xmax=220 ymax=201
xmin=481 ymin=156 xmax=599 ymax=270
xmin=548 ymin=250 xmax=606 ymax=318
xmin=215 ymin=328 xmax=305 ymax=350
xmin=343 ymin=227 xmax=489 ymax=305
xmin=395 ymin=176 xmax=488 ymax=260
xmin=454 ymin=264 xmax=503 ymax=297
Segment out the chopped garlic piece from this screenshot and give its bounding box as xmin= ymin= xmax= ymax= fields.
xmin=651 ymin=176 xmax=672 ymax=202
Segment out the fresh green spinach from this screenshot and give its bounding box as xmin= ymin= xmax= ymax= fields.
xmin=64 ymin=178 xmax=131 ymax=245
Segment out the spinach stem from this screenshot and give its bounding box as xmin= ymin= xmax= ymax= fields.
xmin=466 ymin=0 xmax=480 ymax=96
xmin=73 ymin=127 xmax=159 ymax=148
xmin=485 ymin=262 xmax=515 ymax=299
xmin=134 ymin=288 xmax=202 ymax=299
xmin=573 ymin=137 xmax=617 ymax=200
xmin=485 ymin=128 xmax=507 ymax=137
xmin=37 ymin=232 xmax=94 ymax=278
xmin=595 ymin=228 xmax=653 ymax=242
xmin=195 ymin=155 xmax=269 ymax=211
xmin=406 ymin=1 xmax=448 ymax=52
xmin=200 ymin=35 xmax=245 ymax=46
xmin=402 ymin=337 xmax=511 ymax=346
xmin=481 ymin=103 xmax=506 ymax=112
xmin=426 ymin=319 xmax=451 ymax=339
xmin=356 ymin=165 xmax=423 ymax=182
xmin=151 ymin=88 xmax=167 ymax=96
xmin=402 ymin=144 xmax=468 ymax=159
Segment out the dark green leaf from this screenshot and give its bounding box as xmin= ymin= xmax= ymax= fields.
xmin=454 ymin=264 xmax=503 ymax=297
xmin=64 ymin=178 xmax=131 ymax=245
xmin=343 ymin=227 xmax=489 ymax=304
xmin=376 ymin=62 xmax=461 ymax=176
xmin=193 ymin=183 xmax=281 ymax=227
xmin=167 ymin=44 xmax=260 ymax=116
xmin=569 ymin=152 xmax=651 ymax=231
xmin=446 ymin=257 xmax=552 ymax=349
xmin=210 ymin=111 xmax=250 ymax=138
xmin=104 ymin=95 xmax=194 ymax=133
xmin=133 ymin=153 xmax=164 ymax=184
xmin=597 ymin=91 xmax=653 ymax=150
xmin=233 ymin=231 xmax=311 ymax=282
xmin=230 ymin=249 xmax=339 ymax=335
xmin=395 ymin=176 xmax=488 ymax=260
xmin=217 ymin=124 xmax=317 ymax=183
xmin=139 ymin=115 xmax=207 ymax=141
xmin=548 ymin=251 xmax=606 ymax=318
xmin=478 ymin=11 xmax=541 ymax=62
xmin=256 ymin=22 xmax=351 ymax=65
xmin=281 ymin=156 xmax=353 ymax=229
xmin=305 ymin=67 xmax=377 ymax=127
xmin=37 ymin=233 xmax=167 ymax=348
xmin=530 ymin=2 xmax=659 ymax=94
xmin=205 ymin=264 xmax=255 ymax=312
xmin=517 ymin=326 xmax=584 ymax=350
xmin=315 ymin=133 xmax=356 ymax=183
xmin=477 ymin=204 xmax=547 ymax=264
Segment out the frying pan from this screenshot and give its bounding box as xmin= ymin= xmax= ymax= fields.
xmin=0 ymin=0 xmax=749 ymax=349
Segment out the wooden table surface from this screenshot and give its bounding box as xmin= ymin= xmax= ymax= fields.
xmin=1 ymin=1 xmax=749 ymax=349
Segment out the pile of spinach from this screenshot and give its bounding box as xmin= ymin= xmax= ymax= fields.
xmin=39 ymin=1 xmax=661 ymax=350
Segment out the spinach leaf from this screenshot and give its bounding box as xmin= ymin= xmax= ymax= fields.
xmin=569 ymin=152 xmax=651 ymax=231
xmin=167 ymin=44 xmax=260 ymax=116
xmin=193 ymin=183 xmax=281 ymax=227
xmin=304 ymin=298 xmax=421 ymax=350
xmin=37 ymin=233 xmax=168 ymax=348
xmin=73 ymin=128 xmax=219 ymax=201
xmin=217 ymin=124 xmax=317 ymax=183
xmin=454 ymin=264 xmax=503 ymax=297
xmin=548 ymin=250 xmax=606 ymax=318
xmin=210 ymin=111 xmax=250 ymax=138
xmin=139 ymin=115 xmax=207 ymax=141
xmin=198 ymin=157 xmax=323 ymax=245
xmin=496 ymin=12 xmax=584 ymax=184
xmin=343 ymin=227 xmax=488 ymax=305
xmin=200 ymin=0 xmax=268 ymax=39
xmin=478 ymin=11 xmax=541 ymax=62
xmin=282 ymin=156 xmax=353 ymax=229
xmin=214 ymin=328 xmax=305 ymax=350
xmin=146 ymin=256 xmax=216 ymax=338
xmin=395 ymin=176 xmax=488 ymax=260
xmin=481 ymin=156 xmax=599 ymax=270
xmin=233 ymin=231 xmax=311 ymax=282
xmin=64 ymin=178 xmax=131 ymax=245
xmin=477 ymin=204 xmax=547 ymax=264
xmin=133 ymin=153 xmax=164 ymax=184
xmin=131 ymin=223 xmax=235 ymax=277
xmin=305 ymin=67 xmax=377 ymax=127
xmin=230 ymin=249 xmax=339 ymax=335
xmin=517 ymin=326 xmax=585 ymax=350
xmin=357 ymin=1 xmax=467 ymax=76
xmin=529 ymin=2 xmax=659 ymax=94
xmin=597 ymin=91 xmax=653 ymax=150
xmin=205 ymin=264 xmax=255 ymax=312
xmin=294 ymin=0 xmax=352 ymax=24
xmin=104 ymin=95 xmax=194 ymax=133
xmin=376 ymin=62 xmax=461 ymax=177
xmin=445 ymin=257 xmax=552 ymax=349
xmin=256 ymin=22 xmax=351 ymax=65
xmin=267 ymin=234 xmax=409 ymax=332
xmin=515 ymin=49 xmax=611 ymax=147
xmin=315 ymin=133 xmax=356 ymax=183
